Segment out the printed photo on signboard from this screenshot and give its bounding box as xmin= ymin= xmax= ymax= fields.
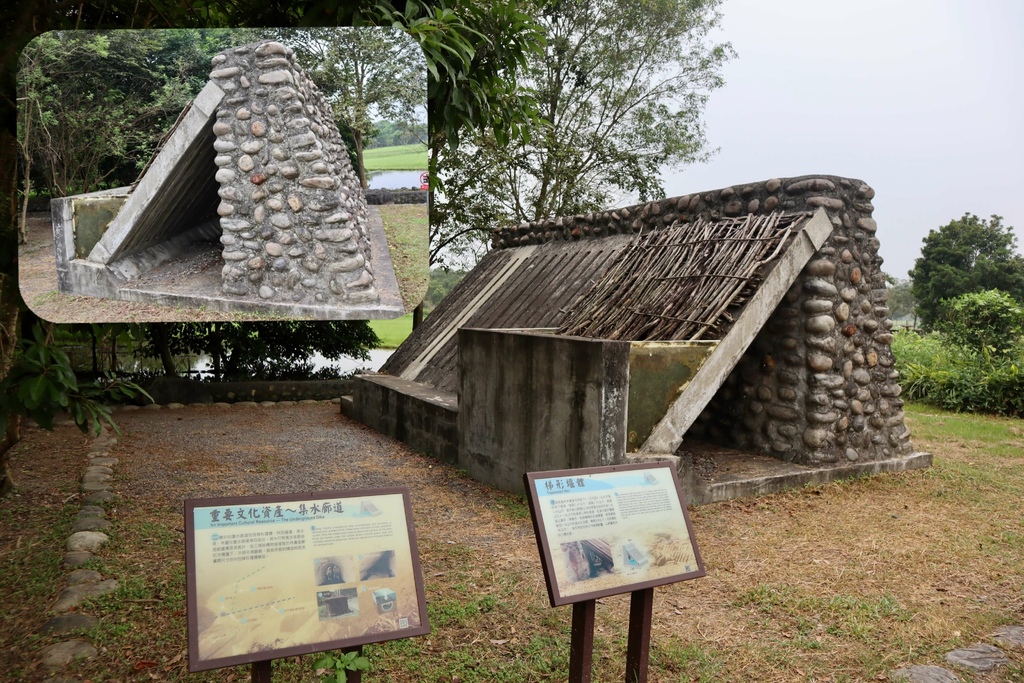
xmin=525 ymin=462 xmax=704 ymax=606
xmin=184 ymin=488 xmax=429 ymax=672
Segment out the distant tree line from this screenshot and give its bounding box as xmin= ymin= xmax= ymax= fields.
xmin=367 ymin=120 xmax=427 ymax=148
xmin=894 ymin=213 xmax=1024 ymax=416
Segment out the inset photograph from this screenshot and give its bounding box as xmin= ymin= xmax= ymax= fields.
xmin=560 ymin=538 xmax=614 ymax=584
xmin=313 ymin=555 xmax=354 ymax=586
xmin=372 ymin=587 xmax=397 ymax=614
xmin=316 ymin=587 xmax=360 ymax=620
xmin=359 ymin=550 xmax=396 ymax=581
xmin=18 ymin=28 xmax=428 ymax=322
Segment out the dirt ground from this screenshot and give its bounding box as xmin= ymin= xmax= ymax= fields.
xmin=17 ymin=205 xmax=428 ymax=324
xmin=1 ymin=403 xmax=1023 ymax=682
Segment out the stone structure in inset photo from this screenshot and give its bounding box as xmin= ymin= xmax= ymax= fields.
xmin=343 ymin=174 xmax=931 ymax=504
xmin=50 ymin=40 xmax=406 ymax=320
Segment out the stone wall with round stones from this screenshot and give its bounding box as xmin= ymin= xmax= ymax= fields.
xmin=492 ymin=175 xmax=912 ymax=466
xmin=208 ymin=41 xmax=379 ymax=306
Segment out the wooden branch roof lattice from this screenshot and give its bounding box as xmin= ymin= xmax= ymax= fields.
xmin=556 ymin=212 xmax=811 ymax=342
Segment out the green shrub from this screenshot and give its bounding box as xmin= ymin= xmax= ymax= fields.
xmin=893 ymin=328 xmax=1024 ymax=416
xmin=935 ymin=289 xmax=1024 ymax=355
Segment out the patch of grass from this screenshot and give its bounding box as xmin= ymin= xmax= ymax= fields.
xmin=369 ymin=314 xmax=414 ymax=348
xmin=363 ymin=143 xmax=428 ymax=170
xmin=494 ymin=493 xmax=531 ymax=521
xmin=378 ymin=204 xmax=428 ymax=312
xmin=651 ymin=641 xmax=723 ymax=682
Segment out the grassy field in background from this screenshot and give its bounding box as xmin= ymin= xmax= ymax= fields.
xmin=363 ymin=143 xmax=428 ymax=170
xmin=369 ymin=313 xmax=415 ymax=348
xmin=377 ymin=204 xmax=428 ymax=314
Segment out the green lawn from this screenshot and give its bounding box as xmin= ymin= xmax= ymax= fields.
xmin=363 ymin=143 xmax=428 ymax=170
xmin=369 ymin=314 xmax=414 ymax=348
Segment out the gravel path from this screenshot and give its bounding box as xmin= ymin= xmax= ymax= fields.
xmin=113 ymin=402 xmax=536 ymax=551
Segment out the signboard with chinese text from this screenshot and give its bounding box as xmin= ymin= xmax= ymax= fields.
xmin=184 ymin=488 xmax=429 ymax=672
xmin=524 ymin=462 xmax=704 ymax=606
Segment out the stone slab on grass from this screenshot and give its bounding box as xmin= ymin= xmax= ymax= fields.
xmin=63 ymin=551 xmax=93 ymax=567
xmin=82 ymin=491 xmax=117 ymax=504
xmin=52 ymin=578 xmax=118 ymax=612
xmin=66 ymin=569 xmax=102 ymax=586
xmin=66 ymin=531 xmax=109 ymax=553
xmin=40 ymin=639 xmax=97 ymax=671
xmin=40 ymin=613 xmax=99 ymax=635
xmin=71 ymin=517 xmax=111 ymax=533
xmin=992 ymin=625 xmax=1024 ymax=649
xmin=944 ymin=643 xmax=1009 ymax=673
xmin=889 ymin=665 xmax=960 ymax=683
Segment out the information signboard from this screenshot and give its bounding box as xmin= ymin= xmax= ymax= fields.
xmin=525 ymin=462 xmax=704 ymax=607
xmin=184 ymin=488 xmax=429 ymax=672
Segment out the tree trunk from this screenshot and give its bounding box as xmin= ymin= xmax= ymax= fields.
xmin=1 ymin=126 xmax=23 ymax=498
xmin=152 ymin=323 xmax=177 ymax=377
xmin=354 ymin=130 xmax=367 ymax=189
xmin=0 ymin=416 xmax=21 ymax=498
xmin=17 ymin=85 xmax=34 ymax=246
xmin=90 ymin=326 xmax=98 ymax=375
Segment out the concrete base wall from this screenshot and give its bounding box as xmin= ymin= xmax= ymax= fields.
xmin=457 ymin=329 xmax=629 ymax=492
xmin=144 ymin=376 xmax=354 ymax=404
xmin=345 ymin=374 xmax=459 ymax=464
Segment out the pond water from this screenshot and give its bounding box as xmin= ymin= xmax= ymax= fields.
xmin=366 ymin=170 xmax=424 ymax=189
xmin=191 ymin=348 xmax=395 ymax=377
xmin=66 ymin=346 xmax=395 ymax=379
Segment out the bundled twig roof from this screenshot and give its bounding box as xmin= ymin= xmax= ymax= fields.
xmin=556 ymin=212 xmax=809 ymax=341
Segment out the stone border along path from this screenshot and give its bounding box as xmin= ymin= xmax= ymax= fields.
xmin=37 ymin=424 xmax=119 ymax=679
xmin=28 ymin=398 xmax=1021 ymax=680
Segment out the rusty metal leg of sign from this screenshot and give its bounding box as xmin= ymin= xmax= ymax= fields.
xmin=625 ymin=588 xmax=654 ymax=683
xmin=251 ymin=660 xmax=272 ymax=683
xmin=569 ymin=599 xmax=596 ymax=683
xmin=345 ymin=646 xmax=363 ymax=683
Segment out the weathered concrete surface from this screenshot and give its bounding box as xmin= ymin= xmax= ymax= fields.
xmin=680 ymin=449 xmax=932 ymax=505
xmin=458 ymin=329 xmax=629 ymax=493
xmin=51 ymin=187 xmax=131 ymax=294
xmin=92 ymin=81 xmax=225 ymax=264
xmin=143 ymin=376 xmax=354 ymax=405
xmin=626 ymin=341 xmax=716 ymax=452
xmin=345 ymin=373 xmax=458 ymax=464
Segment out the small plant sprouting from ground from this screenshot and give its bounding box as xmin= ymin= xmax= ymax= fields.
xmin=314 ymin=650 xmax=370 ymax=682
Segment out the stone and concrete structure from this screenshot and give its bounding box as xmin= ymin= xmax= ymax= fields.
xmin=51 ymin=41 xmax=404 ymax=319
xmin=345 ymin=175 xmax=932 ymax=501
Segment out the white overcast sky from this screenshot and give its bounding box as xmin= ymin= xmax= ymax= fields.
xmin=659 ymin=0 xmax=1023 ymax=280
